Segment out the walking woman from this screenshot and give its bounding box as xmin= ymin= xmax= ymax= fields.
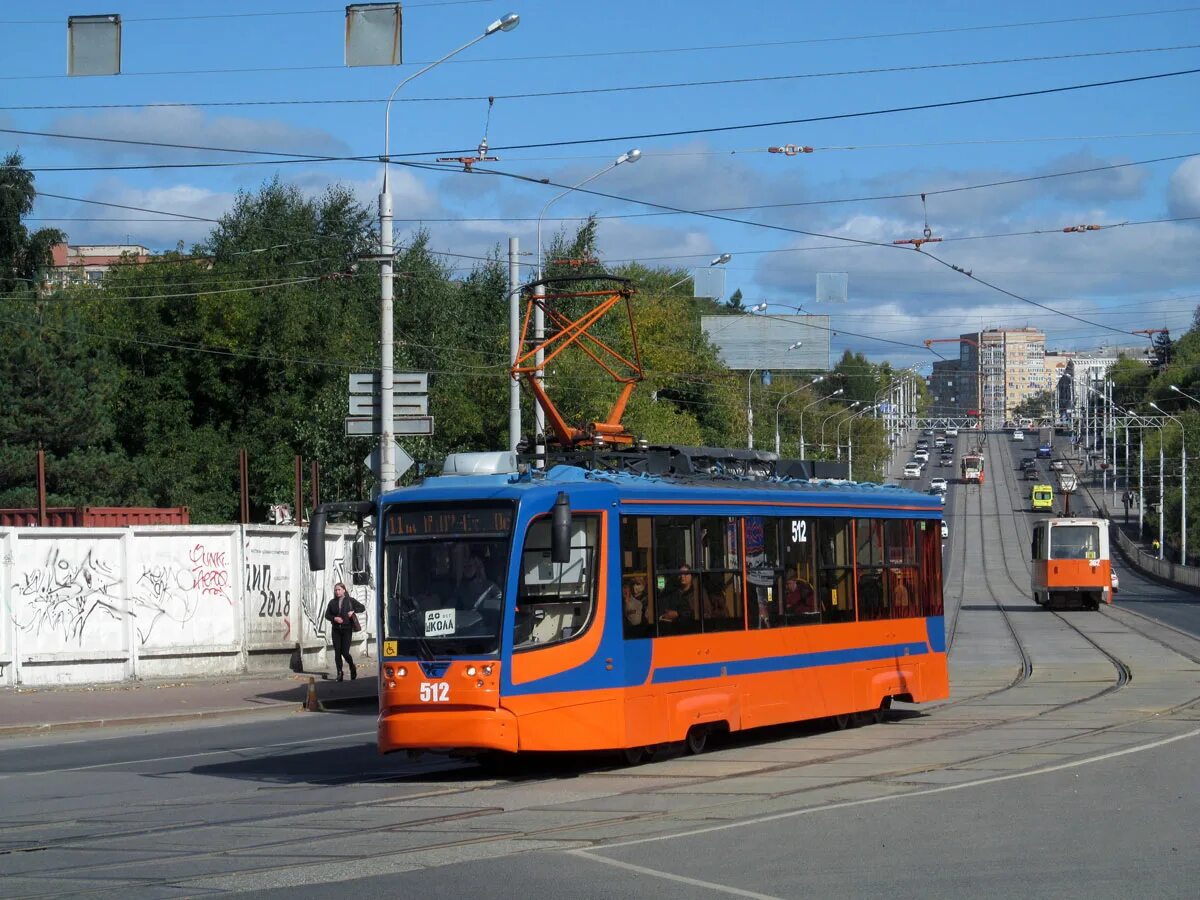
xmin=324 ymin=582 xmax=365 ymax=681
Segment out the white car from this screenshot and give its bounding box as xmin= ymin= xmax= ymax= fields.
xmin=914 ymin=449 xmax=929 ymax=461
xmin=946 ymin=427 xmax=959 ymax=437
xmin=1012 ymin=430 xmax=1025 ymax=441
xmin=940 ymin=521 xmax=949 ymax=539
xmin=1050 ymin=459 xmax=1065 ymax=471
xmin=903 ymin=463 xmax=922 ymax=478
xmin=929 ymin=477 xmax=948 ymax=492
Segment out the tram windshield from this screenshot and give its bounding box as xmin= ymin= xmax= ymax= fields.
xmin=382 ymin=505 xmax=514 ymax=657
xmin=1049 ymin=524 xmax=1100 ymax=560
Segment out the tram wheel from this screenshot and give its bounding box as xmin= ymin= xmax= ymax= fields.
xmin=621 ymin=746 xmax=646 ymax=766
xmin=685 ymin=726 xmax=709 ymax=755
xmin=870 ymin=696 xmax=893 ymax=725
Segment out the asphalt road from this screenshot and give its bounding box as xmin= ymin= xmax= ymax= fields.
xmin=2 ymin=434 xmax=1198 ymax=899
xmin=1000 ymin=431 xmax=1200 ymax=636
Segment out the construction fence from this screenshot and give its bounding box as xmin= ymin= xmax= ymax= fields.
xmin=0 ymin=524 xmax=374 ymax=686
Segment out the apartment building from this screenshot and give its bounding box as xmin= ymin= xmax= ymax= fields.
xmin=48 ymin=243 xmax=151 ymax=288
xmin=959 ymin=327 xmax=1047 ymax=426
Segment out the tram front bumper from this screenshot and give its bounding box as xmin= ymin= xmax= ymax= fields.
xmin=378 ymin=706 xmax=518 ymax=754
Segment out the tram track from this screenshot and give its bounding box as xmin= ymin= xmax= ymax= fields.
xmin=985 ymin=433 xmax=1133 ymax=694
xmin=4 ymin=438 xmax=1196 ymax=898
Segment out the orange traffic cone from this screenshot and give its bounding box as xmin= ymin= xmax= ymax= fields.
xmin=303 ymin=676 xmax=325 ymax=712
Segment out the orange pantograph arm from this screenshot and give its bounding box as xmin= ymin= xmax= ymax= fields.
xmin=511 ymin=276 xmax=643 ymax=447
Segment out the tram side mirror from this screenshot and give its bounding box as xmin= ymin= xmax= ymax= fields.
xmin=551 ymin=491 xmax=572 ymax=564
xmin=351 ymin=529 xmax=370 ymax=585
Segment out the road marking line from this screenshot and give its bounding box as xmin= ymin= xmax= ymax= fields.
xmin=571 ymin=849 xmax=786 ymax=899
xmin=585 ymin=725 xmax=1200 ymax=852
xmin=6 ymin=729 xmax=377 ymax=778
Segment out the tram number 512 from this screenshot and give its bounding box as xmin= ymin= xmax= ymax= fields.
xmin=419 ymin=682 xmax=449 ymax=703
xmin=791 ymin=519 xmax=808 ymax=543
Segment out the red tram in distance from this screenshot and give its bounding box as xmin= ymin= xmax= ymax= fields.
xmin=310 ymin=456 xmax=949 ymax=761
xmin=1031 ymin=517 xmax=1113 ymax=609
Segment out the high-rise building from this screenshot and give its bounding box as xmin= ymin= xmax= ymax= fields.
xmin=959 ymin=327 xmax=1046 ymax=426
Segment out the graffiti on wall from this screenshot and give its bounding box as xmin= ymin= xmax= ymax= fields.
xmin=12 ymin=546 xmax=121 ymax=644
xmin=246 ymin=561 xmax=292 ymax=640
xmin=130 ymin=542 xmax=233 ymax=645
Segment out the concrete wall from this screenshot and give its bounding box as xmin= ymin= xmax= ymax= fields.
xmin=1110 ymin=527 xmax=1200 ymax=592
xmin=0 ymin=524 xmax=374 ymax=686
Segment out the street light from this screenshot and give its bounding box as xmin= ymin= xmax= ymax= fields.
xmin=836 ymin=402 xmax=872 ymax=461
xmin=1171 ymin=384 xmax=1200 ymax=407
xmin=800 ymin=388 xmax=840 ymax=460
xmin=774 ymin=376 xmax=823 ymax=455
xmin=747 ymin=342 xmax=801 ymax=449
xmin=532 ymin=146 xmax=640 ymax=448
xmin=1149 ymin=402 xmax=1188 ymax=565
xmin=844 ymin=404 xmax=879 ymax=481
xmin=821 ymin=401 xmax=861 ymax=455
xmin=372 ymin=12 xmax=520 ymax=492
xmin=664 ymin=252 xmax=732 ymax=292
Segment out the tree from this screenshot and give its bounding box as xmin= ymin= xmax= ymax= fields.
xmin=726 ymin=288 xmax=744 ymax=311
xmin=1011 ymin=389 xmax=1055 ymax=421
xmin=0 ymin=151 xmax=64 ymax=294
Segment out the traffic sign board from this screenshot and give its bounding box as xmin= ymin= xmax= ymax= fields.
xmin=348 ymin=395 xmax=428 ymax=416
xmin=348 ymin=372 xmax=427 ymax=394
xmin=365 ymin=440 xmax=414 ymax=479
xmin=344 ymin=415 xmax=434 ymax=437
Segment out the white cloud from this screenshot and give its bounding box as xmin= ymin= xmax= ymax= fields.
xmin=48 ymin=180 xmax=237 ymax=249
xmin=49 ymin=107 xmax=350 ymax=162
xmin=1168 ymin=156 xmax=1200 ymax=218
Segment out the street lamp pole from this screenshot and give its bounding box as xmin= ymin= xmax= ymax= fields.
xmin=835 ymin=402 xmax=865 ymax=461
xmin=845 ymin=405 xmax=877 ymax=481
xmin=533 ymin=148 xmax=640 ymax=452
xmin=376 ymin=13 xmax=519 ymax=491
xmin=747 ymin=340 xmax=800 ymax=449
xmin=774 ymin=376 xmax=823 ymax=455
xmin=1151 ymin=403 xmax=1188 ymax=565
xmin=800 ymin=389 xmax=840 ymax=460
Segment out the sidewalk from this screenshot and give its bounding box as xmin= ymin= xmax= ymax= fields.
xmin=0 ymin=667 xmax=378 ymax=738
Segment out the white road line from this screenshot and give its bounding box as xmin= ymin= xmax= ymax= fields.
xmin=584 ymin=725 xmax=1200 ymax=852
xmin=6 ymin=729 xmax=377 ymax=778
xmin=571 ymin=850 xmax=786 ymax=900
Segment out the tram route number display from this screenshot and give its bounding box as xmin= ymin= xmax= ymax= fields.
xmin=791 ymin=519 xmax=808 ymax=543
xmin=419 ymin=682 xmax=449 ymax=703
xmin=424 ymin=608 xmax=456 ymax=636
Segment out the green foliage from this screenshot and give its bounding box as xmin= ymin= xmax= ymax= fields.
xmin=1 ymin=151 xmax=65 ymax=293
xmin=1012 ymin=389 xmax=1055 ymax=421
xmin=1 ymin=176 xmax=915 ymax=522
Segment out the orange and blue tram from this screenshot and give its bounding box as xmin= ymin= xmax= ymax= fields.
xmin=311 ymin=461 xmax=948 ymax=759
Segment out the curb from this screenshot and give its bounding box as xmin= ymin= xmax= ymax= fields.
xmin=0 ymin=690 xmax=378 ymax=739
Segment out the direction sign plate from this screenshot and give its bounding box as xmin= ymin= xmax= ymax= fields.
xmin=349 ymin=372 xmax=428 ymax=394
xmin=348 ymin=395 xmax=429 ymax=416
xmin=345 ymin=415 xmax=434 ymax=437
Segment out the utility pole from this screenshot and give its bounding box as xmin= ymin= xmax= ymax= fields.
xmin=508 ymin=237 xmax=521 ymax=451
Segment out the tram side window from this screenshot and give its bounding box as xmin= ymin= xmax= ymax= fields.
xmin=817 ymin=517 xmax=856 ymax=624
xmin=698 ymin=517 xmax=744 ymax=633
xmin=654 ymin=517 xmax=701 ymax=636
xmin=620 ymin=516 xmax=655 ymax=639
xmin=920 ymin=520 xmax=944 ymax=616
xmin=884 ymin=518 xmax=919 ymax=619
xmin=513 ymin=515 xmax=600 ymax=650
xmin=854 ymin=519 xmax=889 ymax=621
xmin=746 ymin=516 xmax=782 ymax=628
xmin=781 ymin=517 xmax=821 ymax=626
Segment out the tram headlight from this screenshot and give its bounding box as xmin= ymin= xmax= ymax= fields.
xmin=384 ymin=665 xmax=394 ymax=679
xmin=397 ymin=666 xmax=407 ymax=678
xmin=483 ymin=664 xmax=494 ymax=676
xmin=465 ymin=665 xmax=477 ymax=677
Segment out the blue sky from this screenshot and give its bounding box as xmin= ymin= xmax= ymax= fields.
xmin=3 ymin=0 xmax=1199 ymax=370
